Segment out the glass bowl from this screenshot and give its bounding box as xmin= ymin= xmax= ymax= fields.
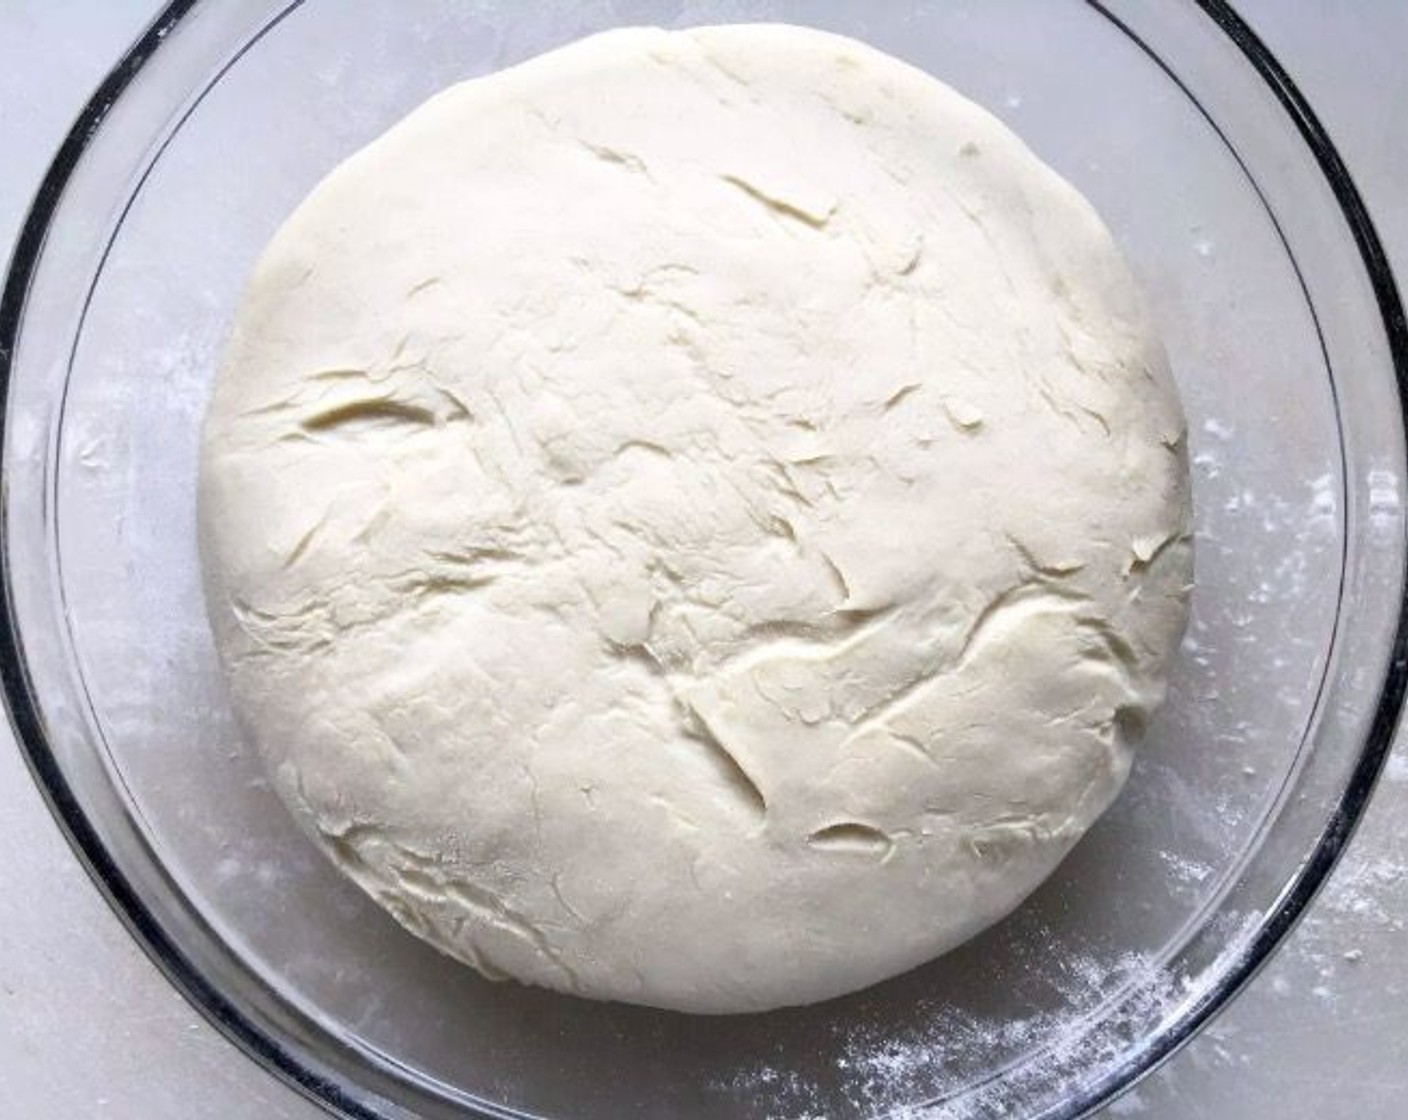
xmin=3 ymin=2 xmax=1405 ymax=1118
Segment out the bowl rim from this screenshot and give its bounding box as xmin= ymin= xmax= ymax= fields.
xmin=1 ymin=2 xmax=1405 ymax=1118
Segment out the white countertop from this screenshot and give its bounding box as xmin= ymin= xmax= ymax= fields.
xmin=1 ymin=4 xmax=1405 ymax=1118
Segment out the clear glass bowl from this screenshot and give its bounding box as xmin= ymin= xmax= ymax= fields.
xmin=3 ymin=2 xmax=1405 ymax=1118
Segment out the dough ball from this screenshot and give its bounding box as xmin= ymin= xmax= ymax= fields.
xmin=199 ymin=24 xmax=1192 ymax=1014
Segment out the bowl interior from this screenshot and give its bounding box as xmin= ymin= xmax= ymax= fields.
xmin=8 ymin=2 xmax=1402 ymax=1118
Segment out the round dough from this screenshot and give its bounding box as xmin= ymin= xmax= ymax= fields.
xmin=199 ymin=24 xmax=1192 ymax=1014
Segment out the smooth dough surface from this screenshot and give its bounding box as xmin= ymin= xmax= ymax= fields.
xmin=200 ymin=24 xmax=1193 ymax=1014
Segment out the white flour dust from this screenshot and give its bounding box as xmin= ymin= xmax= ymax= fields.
xmin=711 ymin=951 xmax=1207 ymax=1119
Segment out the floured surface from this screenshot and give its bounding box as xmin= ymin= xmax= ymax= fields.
xmin=199 ymin=23 xmax=1191 ymax=1013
